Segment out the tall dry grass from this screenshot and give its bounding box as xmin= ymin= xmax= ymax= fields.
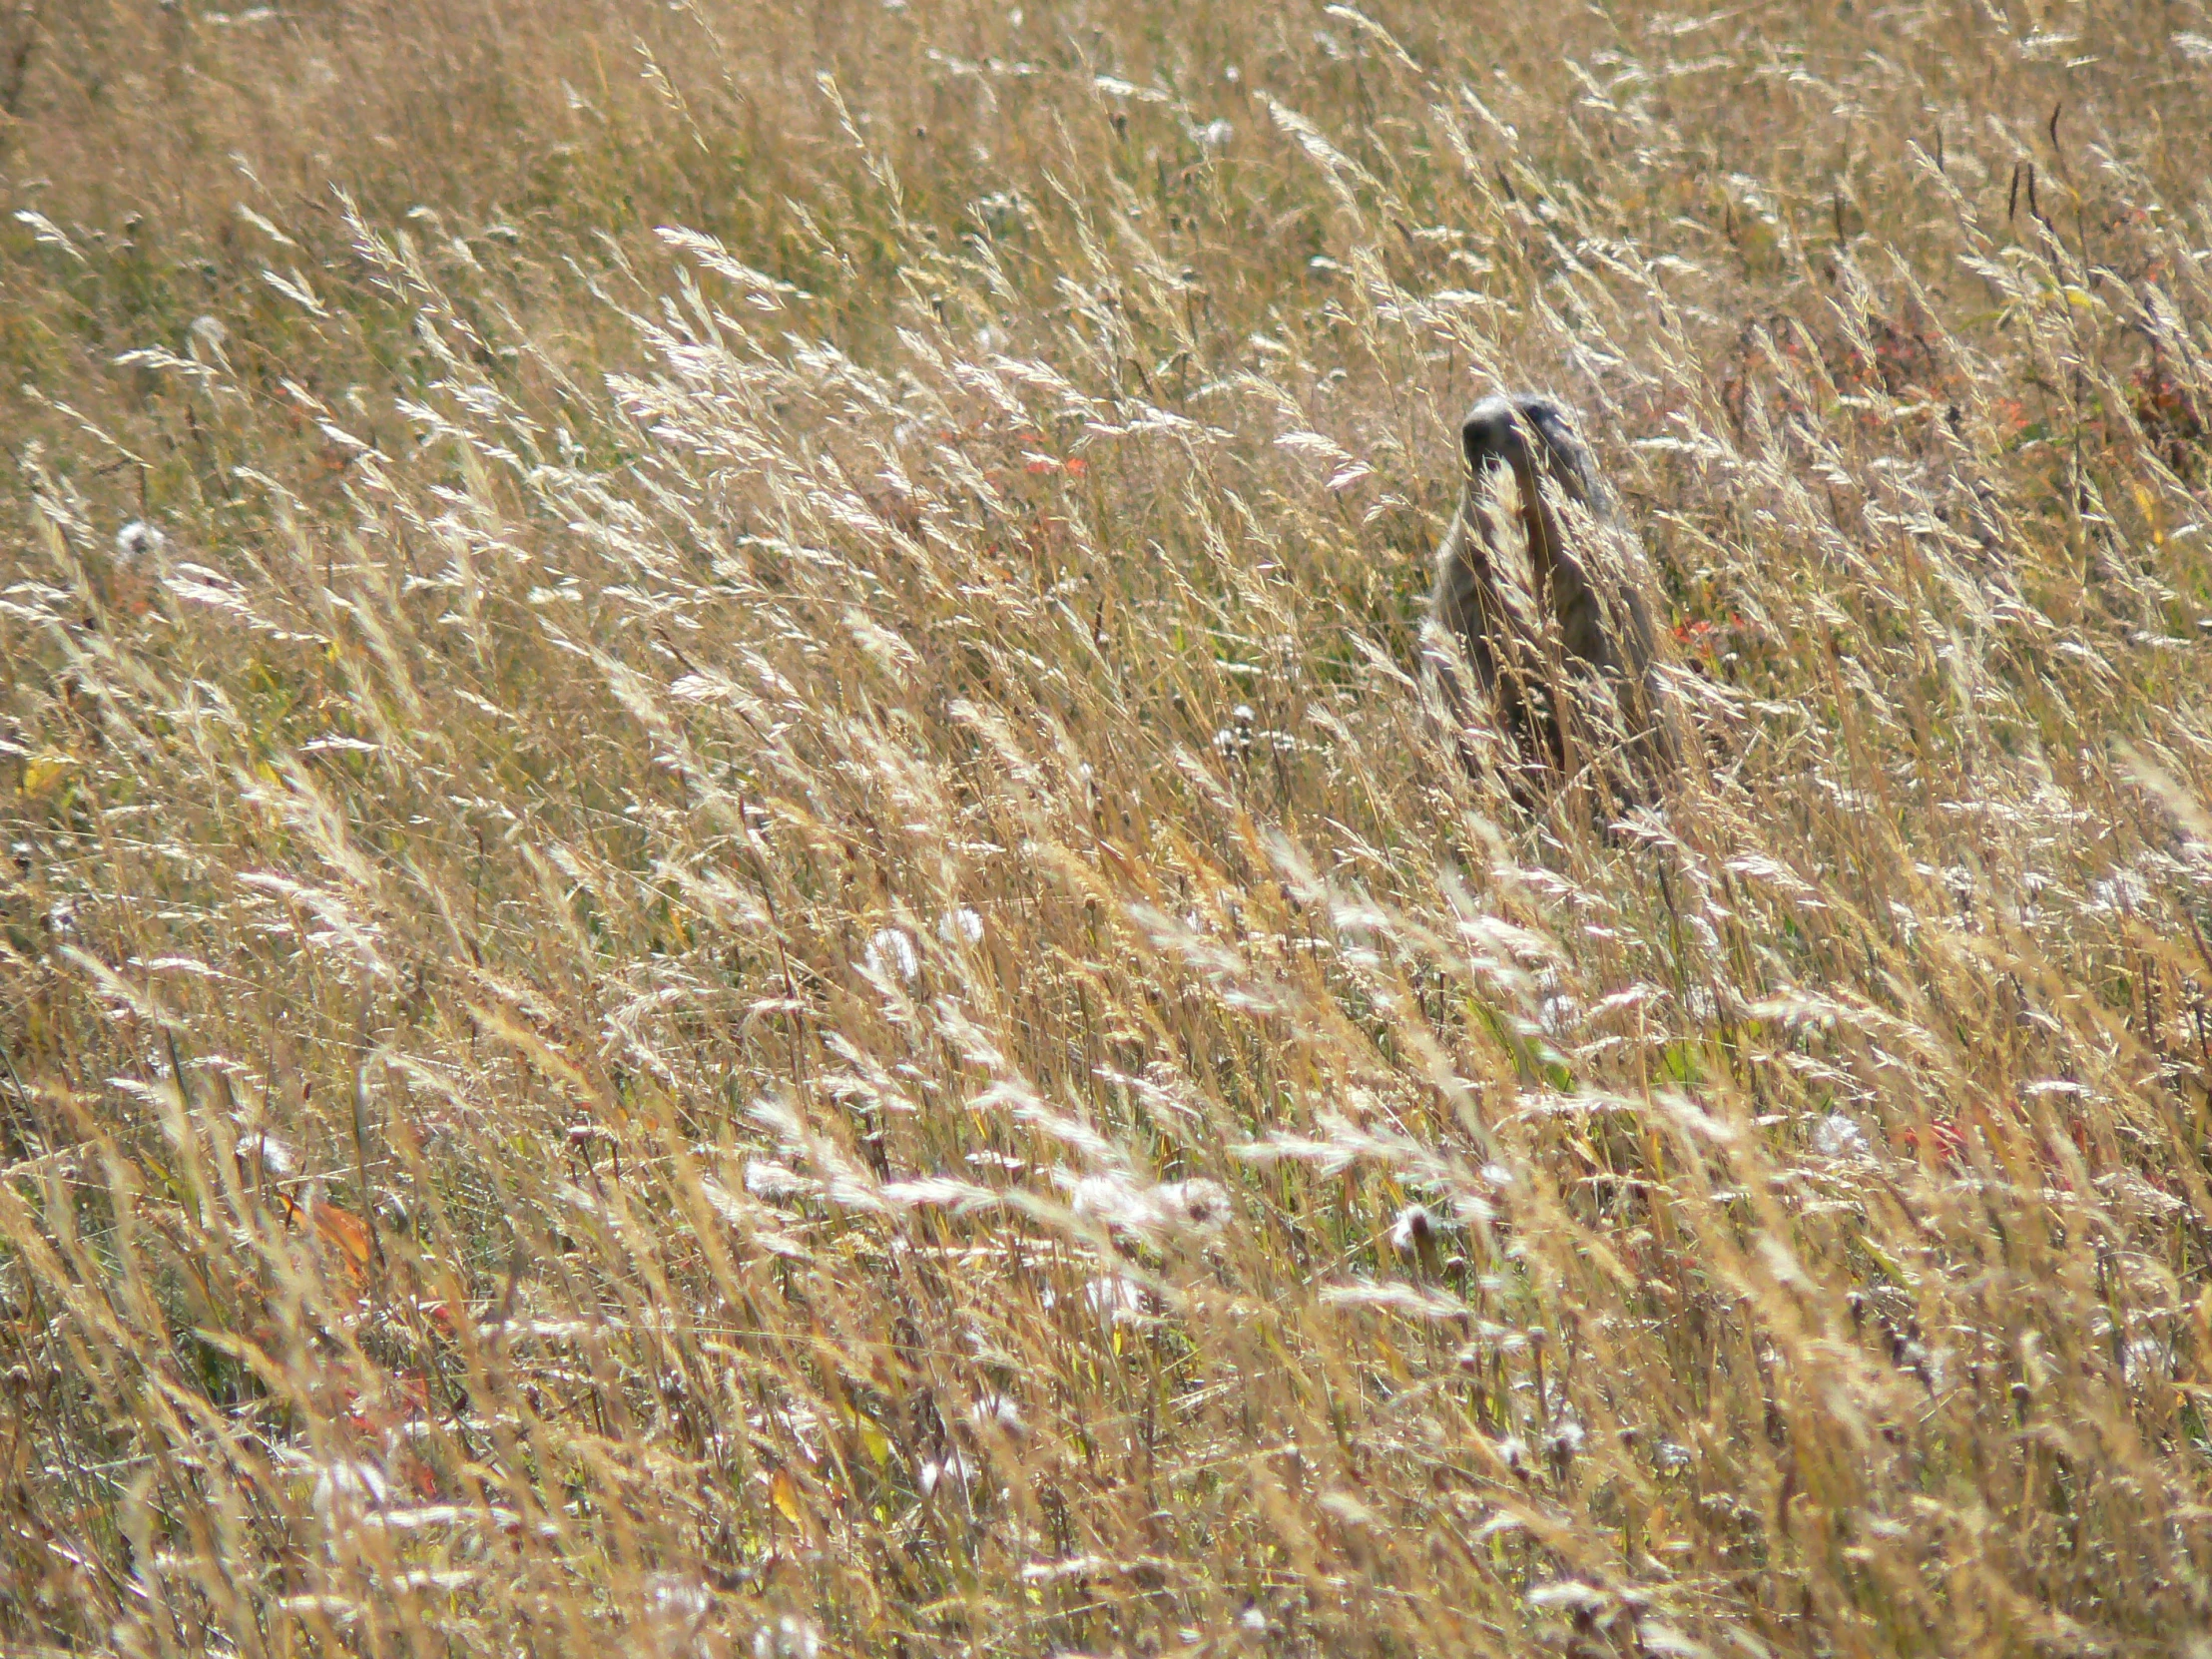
xmin=8 ymin=1 xmax=2212 ymax=1654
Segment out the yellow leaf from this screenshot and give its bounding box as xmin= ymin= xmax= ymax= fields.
xmin=21 ymin=753 xmax=75 ymax=796
xmin=770 ymin=1468 xmax=802 ymax=1525
xmin=858 ymin=1420 xmax=891 ymax=1467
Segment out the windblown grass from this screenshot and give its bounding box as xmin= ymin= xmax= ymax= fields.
xmin=8 ymin=2 xmax=2212 ymax=1654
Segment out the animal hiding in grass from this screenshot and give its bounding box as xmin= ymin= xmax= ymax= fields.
xmin=1424 ymin=393 xmax=1679 ymax=807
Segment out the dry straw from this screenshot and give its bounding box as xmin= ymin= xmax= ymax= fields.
xmin=5 ymin=1 xmax=2212 ymax=1654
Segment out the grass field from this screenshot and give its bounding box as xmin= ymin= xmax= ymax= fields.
xmin=8 ymin=1 xmax=2212 ymax=1653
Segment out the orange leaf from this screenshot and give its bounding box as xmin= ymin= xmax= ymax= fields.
xmin=284 ymin=1194 xmax=375 ymax=1284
